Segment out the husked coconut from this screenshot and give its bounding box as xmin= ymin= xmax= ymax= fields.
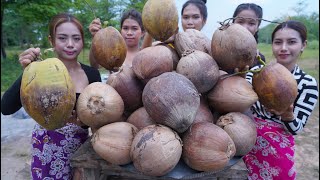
xmin=130 ymin=124 xmax=182 ymax=176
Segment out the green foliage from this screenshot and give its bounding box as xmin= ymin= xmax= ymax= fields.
xmin=1 ymin=0 xmax=148 ymax=54
xmin=1 ymin=50 xmax=23 ymax=92
xmin=258 ymin=12 xmax=319 ymax=44
xmin=308 ymin=40 xmax=319 ymax=50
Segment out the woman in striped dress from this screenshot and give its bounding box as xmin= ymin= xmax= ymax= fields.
xmin=244 ymin=20 xmax=318 ymax=180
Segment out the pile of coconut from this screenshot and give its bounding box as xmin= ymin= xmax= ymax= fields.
xmin=20 ymin=0 xmax=298 ymax=177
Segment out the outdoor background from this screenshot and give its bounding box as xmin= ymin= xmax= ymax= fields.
xmin=1 ymin=0 xmax=319 ymax=179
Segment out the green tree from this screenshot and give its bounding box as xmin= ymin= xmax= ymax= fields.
xmin=1 ymin=0 xmax=73 ymax=59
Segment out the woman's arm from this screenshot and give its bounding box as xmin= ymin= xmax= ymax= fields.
xmin=89 ymin=18 xmax=102 ymax=69
xmin=140 ymin=32 xmax=153 ymax=49
xmin=1 ymin=75 xmax=23 ymax=115
xmin=282 ymin=76 xmax=318 ymax=135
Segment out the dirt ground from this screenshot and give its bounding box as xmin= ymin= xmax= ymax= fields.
xmin=1 ymin=105 xmax=319 ymax=180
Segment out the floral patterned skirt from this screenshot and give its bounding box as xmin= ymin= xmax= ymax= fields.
xmin=31 ymin=123 xmax=88 ymax=180
xmin=243 ymin=117 xmax=296 ymax=180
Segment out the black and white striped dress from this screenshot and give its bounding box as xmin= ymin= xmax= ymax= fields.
xmin=246 ymin=64 xmax=318 ymax=135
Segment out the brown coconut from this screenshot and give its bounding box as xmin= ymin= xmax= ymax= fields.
xmin=142 ymin=0 xmax=178 ymax=42
xmin=92 ymin=122 xmax=138 ymax=165
xmin=207 ymin=76 xmax=258 ymax=114
xmin=155 ymin=43 xmax=180 ymax=70
xmin=76 ymin=82 xmax=124 ymax=129
xmin=107 ymin=66 xmax=143 ymax=113
xmin=253 ymin=61 xmax=298 ymax=113
xmin=211 ymin=23 xmax=257 ymax=72
xmin=176 ymin=50 xmax=220 ymax=93
xmin=192 ymin=96 xmax=215 ymax=124
xmin=91 ymin=26 xmax=127 ymax=70
xmin=20 ymin=58 xmax=75 ymax=130
xmin=182 ymin=122 xmax=236 ymax=172
xmin=142 ymin=72 xmax=200 ymax=133
xmin=130 ymin=124 xmax=182 ymax=176
xmin=132 ymin=45 xmax=174 ymax=84
xmin=174 ymin=29 xmax=212 ymax=57
xmin=216 ymin=112 xmax=257 ymax=156
xmin=126 ymin=107 xmax=156 ymax=130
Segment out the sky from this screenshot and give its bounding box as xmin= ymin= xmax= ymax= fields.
xmin=175 ymin=0 xmax=319 ymax=38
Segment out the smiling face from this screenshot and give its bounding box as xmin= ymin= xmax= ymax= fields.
xmin=272 ymin=27 xmax=306 ymax=68
xmin=234 ymin=9 xmax=259 ymax=35
xmin=52 ymin=22 xmax=83 ymax=61
xmin=181 ymin=4 xmax=206 ymax=31
xmin=121 ymin=18 xmax=144 ymax=48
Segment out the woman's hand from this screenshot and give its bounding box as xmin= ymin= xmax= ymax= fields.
xmin=234 ymin=65 xmax=250 ymax=78
xmin=65 ymin=110 xmax=86 ymax=126
xmin=19 ymin=47 xmax=41 ymax=69
xmin=89 ymin=18 xmax=102 ymax=37
xmin=268 ymin=104 xmax=295 ymax=122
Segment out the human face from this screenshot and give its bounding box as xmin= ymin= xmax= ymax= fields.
xmin=234 ymin=9 xmax=259 ymax=35
xmin=272 ymin=27 xmax=306 ymax=68
xmin=121 ymin=18 xmax=144 ymax=48
xmin=182 ymin=4 xmax=206 ymax=31
xmin=53 ymin=22 xmax=83 ymax=61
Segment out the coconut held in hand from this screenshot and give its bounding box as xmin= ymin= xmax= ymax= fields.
xmin=211 ymin=23 xmax=257 ymax=72
xmin=91 ymin=26 xmax=127 ymax=70
xmin=20 ymin=58 xmax=76 ymax=130
xmin=142 ymin=0 xmax=178 ymax=41
xmin=253 ymin=61 xmax=298 ymax=114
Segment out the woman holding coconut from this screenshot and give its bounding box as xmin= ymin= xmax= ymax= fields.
xmin=1 ymin=13 xmax=101 ymax=179
xmin=89 ymin=8 xmax=145 ymax=68
xmin=244 ymin=20 xmax=318 ymax=180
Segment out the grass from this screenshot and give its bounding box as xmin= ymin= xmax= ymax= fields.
xmin=1 ymin=45 xmax=319 ymax=93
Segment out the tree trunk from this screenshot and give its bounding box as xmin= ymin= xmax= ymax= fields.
xmin=1 ymin=2 xmax=7 ymax=59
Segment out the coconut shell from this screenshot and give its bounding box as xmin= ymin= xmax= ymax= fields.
xmin=155 ymin=43 xmax=180 ymax=70
xmin=142 ymin=0 xmax=178 ymax=42
xmin=130 ymin=124 xmax=182 ymax=176
xmin=216 ymin=112 xmax=257 ymax=156
xmin=76 ymin=82 xmax=124 ymax=129
xmin=211 ymin=23 xmax=257 ymax=72
xmin=207 ymin=76 xmax=258 ymax=114
xmin=142 ymin=72 xmax=200 ymax=133
xmin=92 ymin=122 xmax=138 ymax=165
xmin=91 ymin=26 xmax=127 ymax=70
xmin=20 ymin=58 xmax=76 ymax=130
xmin=193 ymin=96 xmax=215 ymax=124
xmin=252 ymin=61 xmax=298 ymax=113
xmin=182 ymin=122 xmax=236 ymax=172
xmin=132 ymin=46 xmax=174 ymax=84
xmin=176 ymin=50 xmax=220 ymax=93
xmin=174 ymin=29 xmax=212 ymax=57
xmin=126 ymin=107 xmax=156 ymax=130
xmin=107 ymin=66 xmax=143 ymax=113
